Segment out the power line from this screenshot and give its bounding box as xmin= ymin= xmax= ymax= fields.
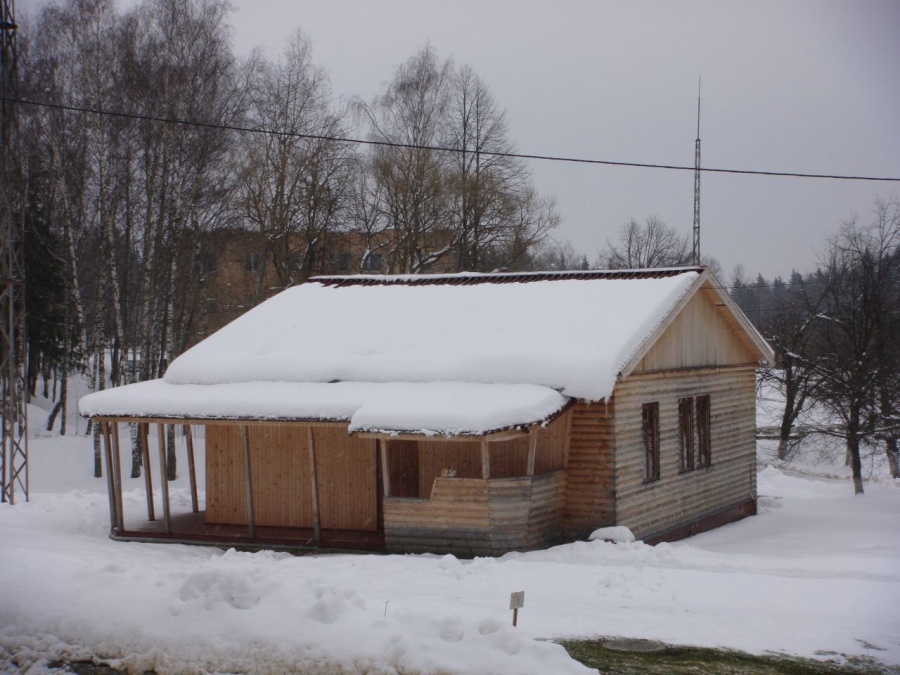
xmin=9 ymin=96 xmax=900 ymax=183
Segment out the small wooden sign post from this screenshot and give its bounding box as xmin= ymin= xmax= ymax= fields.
xmin=509 ymin=591 xmax=525 ymax=627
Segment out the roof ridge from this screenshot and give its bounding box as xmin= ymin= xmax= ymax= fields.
xmin=312 ymin=267 xmax=705 ymax=287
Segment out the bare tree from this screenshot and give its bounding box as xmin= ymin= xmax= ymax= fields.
xmin=600 ymin=216 xmax=692 ymax=269
xmin=237 ymin=30 xmax=353 ymax=288
xmin=357 ymin=45 xmax=454 ymax=273
xmin=756 ymin=271 xmax=825 ymax=459
xmin=808 ymin=197 xmax=900 ymax=492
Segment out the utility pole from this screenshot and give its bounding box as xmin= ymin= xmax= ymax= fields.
xmin=692 ymin=77 xmax=701 ymax=267
xmin=0 ymin=0 xmax=28 ymax=504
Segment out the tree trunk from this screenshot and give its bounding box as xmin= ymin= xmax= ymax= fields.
xmin=166 ymin=424 xmax=177 ymax=481
xmin=886 ymin=437 xmax=900 ymax=480
xmin=847 ymin=411 xmax=864 ymax=495
xmin=93 ymin=422 xmax=103 ymax=479
xmin=130 ymin=423 xmax=142 ymax=479
xmin=776 ymin=438 xmax=790 ymax=461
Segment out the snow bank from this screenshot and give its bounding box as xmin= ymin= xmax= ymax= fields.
xmin=163 ymin=274 xmax=699 ymax=402
xmin=3 ymin=418 xmax=899 ymax=673
xmin=588 ymin=526 xmax=635 ymax=543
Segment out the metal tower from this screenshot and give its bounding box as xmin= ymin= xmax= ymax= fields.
xmin=692 ymin=78 xmax=701 ymax=266
xmin=0 ymin=0 xmax=27 ymax=505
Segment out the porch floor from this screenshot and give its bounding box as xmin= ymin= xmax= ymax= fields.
xmin=112 ymin=510 xmax=384 ymax=552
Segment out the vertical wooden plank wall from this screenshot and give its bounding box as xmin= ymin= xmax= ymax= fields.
xmin=206 ymin=424 xmax=378 ymax=531
xmin=313 ymin=427 xmax=377 ymax=531
xmin=205 ymin=424 xmax=250 ymax=525
xmin=612 ymin=366 xmax=758 ymax=540
xmin=249 ymin=425 xmax=314 ymax=527
xmin=633 ymin=288 xmax=761 ymax=373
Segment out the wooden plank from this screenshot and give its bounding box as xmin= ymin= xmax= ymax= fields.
xmin=101 ymin=422 xmax=117 ymax=530
xmin=245 ymin=426 xmax=313 ymax=527
xmin=314 ymin=427 xmax=377 ymax=531
xmin=140 ymin=422 xmax=155 ymax=521
xmin=308 ymin=426 xmax=321 ymax=542
xmin=184 ymin=424 xmax=199 ymax=513
xmin=156 ymin=423 xmax=171 ymax=534
xmin=242 ymin=425 xmax=256 ymax=539
xmin=526 ymin=431 xmax=536 ymax=477
xmin=481 ymin=441 xmax=490 ymax=480
xmin=355 ymin=428 xmax=530 ymax=443
xmin=110 ymin=421 xmax=125 ymax=532
xmin=204 ymin=425 xmax=247 ymax=525
xmin=379 ymin=439 xmax=391 ymax=498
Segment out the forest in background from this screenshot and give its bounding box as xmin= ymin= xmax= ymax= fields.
xmin=15 ymin=0 xmax=900 ymax=492
xmin=21 ymin=0 xmax=560 ymax=424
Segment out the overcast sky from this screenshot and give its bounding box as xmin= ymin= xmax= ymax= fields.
xmin=32 ymin=0 xmax=900 ymax=280
xmin=220 ymin=0 xmax=899 ymax=280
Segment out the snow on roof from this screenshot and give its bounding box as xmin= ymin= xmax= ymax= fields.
xmin=164 ymin=270 xmax=701 ymax=401
xmin=80 ymin=269 xmax=702 ymax=430
xmin=78 ymin=380 xmax=568 ymax=436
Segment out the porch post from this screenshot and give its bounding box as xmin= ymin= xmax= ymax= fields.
xmin=307 ymin=427 xmax=321 ymax=543
xmin=379 ymin=438 xmax=391 ymax=498
xmin=242 ymin=425 xmax=256 ymax=539
xmin=110 ymin=421 xmax=125 ymax=532
xmin=140 ymin=422 xmax=155 ymax=521
xmin=156 ymin=423 xmax=172 ymax=534
xmin=481 ymin=440 xmax=490 ymax=480
xmin=526 ymin=429 xmax=537 ymax=477
xmin=184 ymin=424 xmax=199 ymax=513
xmin=101 ymin=421 xmax=117 ymax=531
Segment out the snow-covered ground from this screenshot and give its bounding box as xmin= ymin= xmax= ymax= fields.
xmin=2 ymin=404 xmax=899 ymax=674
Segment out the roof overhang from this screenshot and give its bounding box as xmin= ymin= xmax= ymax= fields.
xmin=79 ymin=379 xmax=571 ymax=439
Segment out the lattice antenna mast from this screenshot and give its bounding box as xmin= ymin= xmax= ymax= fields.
xmin=692 ymin=77 xmax=702 ymax=266
xmin=0 ymin=0 xmax=28 ymax=504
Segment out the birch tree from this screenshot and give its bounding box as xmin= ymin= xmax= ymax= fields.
xmin=237 ymin=30 xmax=354 ymax=288
xmin=359 ymin=45 xmax=454 ymax=273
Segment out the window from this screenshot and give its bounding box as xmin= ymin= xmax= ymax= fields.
xmin=696 ymin=395 xmax=711 ymax=467
xmin=678 ymin=397 xmax=695 ymax=471
xmin=678 ymin=395 xmax=712 ymax=471
xmin=642 ymin=402 xmax=660 ymax=482
xmin=194 ymin=252 xmax=216 ymax=274
xmin=363 ymin=252 xmax=383 ymax=273
xmin=244 ymin=252 xmax=264 ymax=273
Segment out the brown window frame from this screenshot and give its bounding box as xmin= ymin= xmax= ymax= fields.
xmin=642 ymin=402 xmax=660 ymax=482
xmin=696 ymin=395 xmax=712 ymax=467
xmin=678 ymin=397 xmax=695 ymax=472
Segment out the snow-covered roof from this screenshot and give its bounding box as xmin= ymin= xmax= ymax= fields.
xmin=80 ymin=268 xmax=708 ymax=432
xmin=77 ymin=380 xmax=568 ymax=436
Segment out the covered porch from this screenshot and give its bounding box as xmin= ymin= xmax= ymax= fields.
xmin=95 ymin=405 xmax=573 ymax=555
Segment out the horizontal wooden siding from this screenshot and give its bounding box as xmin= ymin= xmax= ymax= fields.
xmin=612 ymin=366 xmax=757 ymax=540
xmin=564 ymin=400 xmax=616 ymax=540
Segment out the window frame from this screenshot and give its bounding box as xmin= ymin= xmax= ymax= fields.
xmin=641 ymin=401 xmax=660 ymax=483
xmin=678 ymin=396 xmax=695 ymax=472
xmin=696 ymin=394 xmax=712 ymax=467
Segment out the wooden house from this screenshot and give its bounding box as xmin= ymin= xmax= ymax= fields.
xmin=79 ymin=268 xmax=773 ymax=556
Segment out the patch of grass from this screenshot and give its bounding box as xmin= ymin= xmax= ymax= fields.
xmin=558 ymin=638 xmax=900 ymax=674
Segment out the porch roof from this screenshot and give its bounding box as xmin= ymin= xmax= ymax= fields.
xmin=78 ymin=379 xmax=569 ymax=437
